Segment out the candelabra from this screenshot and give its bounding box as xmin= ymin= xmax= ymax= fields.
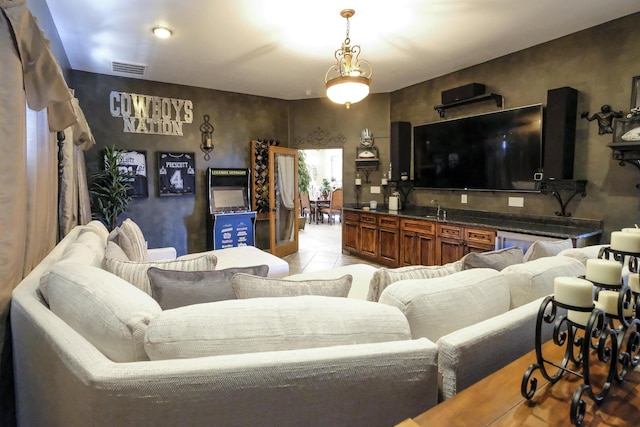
xmin=521 ymin=247 xmax=640 ymax=425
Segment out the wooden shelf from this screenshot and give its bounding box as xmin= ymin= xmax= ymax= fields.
xmin=434 ymin=93 xmax=503 ymax=118
xmin=536 ymin=179 xmax=587 ymax=217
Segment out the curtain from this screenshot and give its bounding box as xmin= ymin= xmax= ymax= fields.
xmin=276 ymin=154 xmax=295 ymax=242
xmin=1 ymin=1 xmax=76 ymax=423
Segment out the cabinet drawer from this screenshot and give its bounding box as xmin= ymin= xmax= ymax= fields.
xmin=401 ymin=218 xmax=435 ymax=235
xmin=344 ymin=211 xmax=360 ymax=222
xmin=465 ymin=228 xmax=496 ymax=246
xmin=438 ymin=224 xmax=462 ymax=239
xmin=360 ymin=213 xmax=378 ymax=225
xmin=378 ymin=215 xmax=400 ymax=229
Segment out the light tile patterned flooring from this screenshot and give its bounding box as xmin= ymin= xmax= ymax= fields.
xmin=282 ymin=220 xmax=384 ymax=275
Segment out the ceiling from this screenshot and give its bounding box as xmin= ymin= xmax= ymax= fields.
xmin=45 ymin=0 xmax=640 ymax=101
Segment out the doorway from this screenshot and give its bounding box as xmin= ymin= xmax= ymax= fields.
xmin=300 ymin=148 xmax=343 ymax=200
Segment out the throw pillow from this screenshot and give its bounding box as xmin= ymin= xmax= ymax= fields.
xmin=104 ymin=253 xmax=217 ymax=295
xmin=147 ymin=264 xmax=269 ymax=309
xmin=462 ymin=246 xmax=524 ymax=271
xmin=231 ymin=273 xmax=352 ymax=299
xmin=523 ymin=238 xmax=573 ymax=262
xmin=105 ymin=240 xmax=129 ymax=261
xmin=117 ymin=218 xmax=148 ymax=262
xmin=38 ymin=262 xmax=161 ymax=362
xmin=367 ymin=261 xmax=463 ymax=302
xmin=144 ymin=296 xmax=411 ymax=360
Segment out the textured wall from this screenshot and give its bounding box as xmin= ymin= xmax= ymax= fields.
xmin=390 ymin=13 xmax=640 ymax=240
xmin=73 ymin=71 xmax=288 ymax=255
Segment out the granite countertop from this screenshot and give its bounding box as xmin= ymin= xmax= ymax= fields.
xmin=343 ymin=205 xmax=602 ymax=240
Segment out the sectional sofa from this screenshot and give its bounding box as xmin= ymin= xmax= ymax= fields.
xmin=11 ymin=221 xmax=438 ymax=427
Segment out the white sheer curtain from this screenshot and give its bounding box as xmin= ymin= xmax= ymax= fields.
xmin=276 ymin=154 xmax=296 ymax=242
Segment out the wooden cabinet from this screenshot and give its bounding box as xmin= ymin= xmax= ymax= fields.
xmin=342 ymin=211 xmax=360 ymax=253
xmin=360 ymin=213 xmax=378 ymax=259
xmin=436 ymin=223 xmax=496 ymax=265
xmin=378 ymin=216 xmax=400 ymax=266
xmin=342 ymin=209 xmax=496 ymax=267
xmin=400 ymin=219 xmax=436 ymax=266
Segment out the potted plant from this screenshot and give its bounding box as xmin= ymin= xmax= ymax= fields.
xmin=320 ymin=178 xmax=332 ymax=199
xmin=298 ymin=151 xmax=312 ymax=230
xmin=90 ymin=146 xmax=134 ymax=231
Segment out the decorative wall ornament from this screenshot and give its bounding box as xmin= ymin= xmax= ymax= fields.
xmin=580 ymin=104 xmax=624 ymax=134
xmin=293 ymin=126 xmax=346 ymax=147
xmin=109 ymin=91 xmax=193 ymax=136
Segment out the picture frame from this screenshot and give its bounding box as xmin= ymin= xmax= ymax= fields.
xmin=114 ymin=149 xmax=148 ymax=198
xmin=157 ymin=152 xmax=196 ymax=196
xmin=631 ymin=75 xmax=640 ymax=109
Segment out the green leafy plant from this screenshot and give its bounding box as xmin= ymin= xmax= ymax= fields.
xmin=298 ymin=150 xmax=311 ymax=194
xmin=90 ymin=146 xmax=133 ymax=231
xmin=320 ymin=178 xmax=332 ymax=197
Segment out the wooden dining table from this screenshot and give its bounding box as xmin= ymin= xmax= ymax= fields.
xmin=310 ymin=197 xmax=330 ymax=224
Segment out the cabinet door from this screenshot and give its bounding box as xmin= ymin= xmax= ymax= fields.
xmin=342 ymin=220 xmax=360 ymax=253
xmin=400 ymin=230 xmax=419 ymax=266
xmin=437 ymin=237 xmax=465 ymax=265
xmin=378 ymin=227 xmax=399 ymax=266
xmin=463 ymin=227 xmax=496 ymax=255
xmin=360 ymin=223 xmax=378 ymax=258
xmin=417 ymin=233 xmax=436 ymax=265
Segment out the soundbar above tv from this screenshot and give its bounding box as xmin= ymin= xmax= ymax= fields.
xmin=413 ymin=104 xmax=543 ymax=191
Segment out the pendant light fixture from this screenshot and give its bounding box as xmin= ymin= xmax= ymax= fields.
xmin=325 ymin=9 xmax=372 ymax=109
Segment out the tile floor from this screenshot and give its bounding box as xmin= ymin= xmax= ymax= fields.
xmin=282 ymin=220 xmax=384 ymax=275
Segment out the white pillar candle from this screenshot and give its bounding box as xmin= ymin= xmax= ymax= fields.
xmin=554 ymin=277 xmax=593 ymax=307
xmin=622 ymin=227 xmax=640 ymax=234
xmin=355 ymin=178 xmax=362 ymax=186
xmin=629 ymin=274 xmax=640 ymax=294
xmin=595 ymin=290 xmax=633 ymax=317
xmin=610 ymin=231 xmax=640 ymax=252
xmin=568 ymin=310 xmax=593 ymax=327
xmin=381 ymin=177 xmax=388 ymax=185
xmin=585 ymin=259 xmax=622 ymax=286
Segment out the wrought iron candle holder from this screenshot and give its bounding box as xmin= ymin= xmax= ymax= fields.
xmin=521 ymin=246 xmax=640 ymax=425
xmin=200 ymin=115 xmax=214 ymax=161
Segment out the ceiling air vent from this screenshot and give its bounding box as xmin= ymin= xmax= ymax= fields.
xmin=111 ymin=61 xmax=147 ymax=76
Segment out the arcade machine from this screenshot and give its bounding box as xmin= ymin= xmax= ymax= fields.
xmin=206 ymin=168 xmax=255 ymax=250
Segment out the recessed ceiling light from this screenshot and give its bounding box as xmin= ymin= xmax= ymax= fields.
xmin=152 ymin=26 xmax=172 ymax=39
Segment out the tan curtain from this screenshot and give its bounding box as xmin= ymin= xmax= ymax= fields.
xmin=59 ymin=95 xmax=96 ymax=237
xmin=1 ymin=1 xmax=76 ymax=421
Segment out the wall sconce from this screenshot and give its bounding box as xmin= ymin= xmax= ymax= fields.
xmin=200 ymin=114 xmax=214 ymax=161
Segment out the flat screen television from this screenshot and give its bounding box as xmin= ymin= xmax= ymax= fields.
xmin=413 ymin=104 xmax=543 ymax=191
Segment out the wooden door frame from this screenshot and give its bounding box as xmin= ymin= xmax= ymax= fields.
xmin=268 ymin=147 xmax=299 ymax=257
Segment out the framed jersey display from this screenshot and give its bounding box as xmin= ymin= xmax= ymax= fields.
xmin=157 ymin=152 xmax=196 ymax=196
xmin=114 ymin=149 xmax=148 ymax=198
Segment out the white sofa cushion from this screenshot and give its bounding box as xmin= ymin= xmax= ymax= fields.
xmin=38 ymin=263 xmax=161 ymax=362
xmin=104 ymin=252 xmax=218 ymax=295
xmin=367 ymin=261 xmax=463 ymax=302
xmin=144 ymin=296 xmax=411 ymax=360
xmin=379 ymin=268 xmax=508 ymax=342
xmin=231 ymin=273 xmax=352 ymax=298
xmin=108 ymin=218 xmax=148 ymax=262
xmin=147 ymin=265 xmax=269 ymax=309
xmin=523 ymin=238 xmax=573 ymax=262
xmin=501 ymin=255 xmax=585 ymax=308
xmin=558 ymin=244 xmax=608 ymax=266
xmin=179 ymin=245 xmax=289 ymax=277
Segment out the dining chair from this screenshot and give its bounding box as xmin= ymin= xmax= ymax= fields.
xmin=299 ymin=192 xmax=314 ymax=224
xmin=320 ymin=188 xmax=343 ymax=225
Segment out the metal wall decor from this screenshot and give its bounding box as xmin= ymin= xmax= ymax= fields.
xmin=293 ymin=127 xmax=346 ymax=147
xmin=200 ymin=114 xmax=214 ymax=160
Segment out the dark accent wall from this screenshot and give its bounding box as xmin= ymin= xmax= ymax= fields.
xmin=73 ymin=71 xmax=288 ymax=255
xmin=390 ymin=12 xmax=640 ymax=240
xmin=73 ymin=12 xmax=640 ymax=251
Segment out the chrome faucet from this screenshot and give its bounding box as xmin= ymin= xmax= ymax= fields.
xmin=431 ymin=199 xmax=441 ymax=220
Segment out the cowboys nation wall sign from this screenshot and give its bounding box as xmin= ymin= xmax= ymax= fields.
xmin=109 ymin=91 xmax=193 ymax=136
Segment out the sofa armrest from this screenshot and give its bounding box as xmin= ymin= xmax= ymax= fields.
xmin=146 ymin=246 xmax=177 ymax=261
xmin=436 ymin=296 xmax=556 ymax=401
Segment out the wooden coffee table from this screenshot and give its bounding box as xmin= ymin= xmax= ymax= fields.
xmin=398 ymin=340 xmax=640 ymax=426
